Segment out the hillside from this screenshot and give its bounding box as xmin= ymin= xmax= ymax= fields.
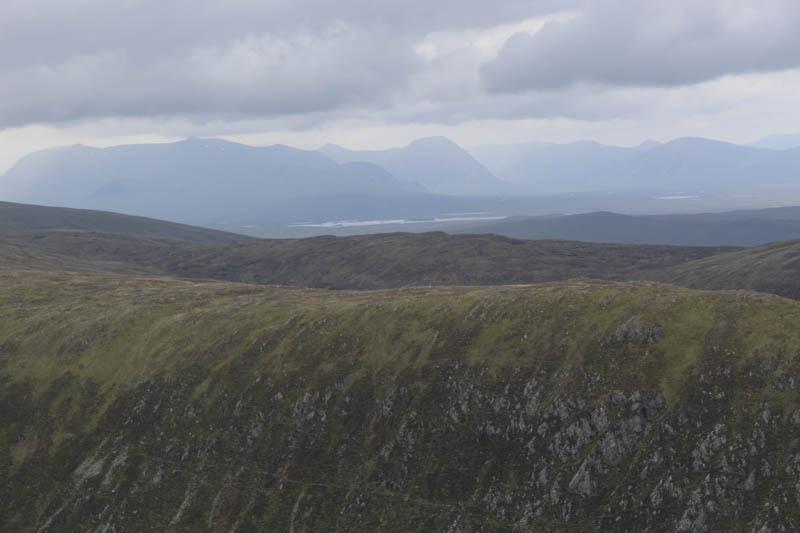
xmin=11 ymin=227 xmax=800 ymax=304
xmin=0 ymin=231 xmax=175 ymax=275
xmin=458 ymin=207 xmax=800 ymax=246
xmin=1 ymin=271 xmax=799 ymax=531
xmin=0 ymin=230 xmax=735 ymax=289
xmin=0 ymin=201 xmax=249 ymax=243
xmin=653 ymin=239 xmax=800 ymax=299
xmin=0 ymin=139 xmax=416 ymax=227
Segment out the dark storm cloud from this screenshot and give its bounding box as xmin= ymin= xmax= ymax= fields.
xmin=0 ymin=0 xmax=579 ymax=127
xmin=481 ymin=0 xmax=800 ymax=92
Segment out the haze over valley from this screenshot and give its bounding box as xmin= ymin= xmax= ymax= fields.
xmin=4 ymin=134 xmax=800 ymax=239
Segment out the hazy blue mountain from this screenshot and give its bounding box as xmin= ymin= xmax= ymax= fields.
xmin=469 ymin=137 xmax=800 ymax=194
xmin=6 ymin=135 xmax=800 ymax=234
xmin=634 ymin=140 xmax=662 ymax=150
xmin=620 ymin=137 xmax=765 ymax=191
xmin=469 ymin=140 xmax=638 ymax=192
xmin=0 ymin=138 xmax=416 ymax=226
xmin=320 ymin=136 xmax=508 ymax=195
xmin=750 ymin=132 xmax=800 ymax=150
xmin=456 ymin=206 xmax=800 ymax=246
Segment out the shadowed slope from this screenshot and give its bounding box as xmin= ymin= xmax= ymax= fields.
xmin=1 ymin=271 xmax=799 ymax=531
xmin=653 ymin=239 xmax=800 ymax=299
xmin=0 ymin=230 xmax=735 ymax=289
xmin=0 ymin=201 xmax=249 ymax=243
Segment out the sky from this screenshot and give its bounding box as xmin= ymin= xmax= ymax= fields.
xmin=2 ymin=0 xmax=800 ymax=173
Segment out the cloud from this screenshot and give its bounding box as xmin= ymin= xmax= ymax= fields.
xmin=0 ymin=0 xmax=578 ymax=128
xmin=481 ymin=0 xmax=800 ymax=92
xmin=0 ymin=24 xmax=419 ymax=127
xmin=3 ymin=0 xmax=800 ymax=159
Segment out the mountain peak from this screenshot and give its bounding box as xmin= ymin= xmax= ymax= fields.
xmin=177 ymin=137 xmax=241 ymax=149
xmin=406 ymin=136 xmax=460 ymax=150
xmin=320 ymin=136 xmax=505 ymax=194
xmin=635 ymin=140 xmax=661 ymax=150
xmin=749 ymin=132 xmax=800 ymax=150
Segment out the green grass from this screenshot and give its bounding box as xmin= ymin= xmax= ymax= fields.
xmin=654 ymin=239 xmax=800 ymax=300
xmin=3 ymin=270 xmax=799 ymax=408
xmin=9 ymin=441 xmax=36 ymax=467
xmin=0 ymin=230 xmax=735 ymax=292
xmin=3 ymin=270 xmax=800 ymax=531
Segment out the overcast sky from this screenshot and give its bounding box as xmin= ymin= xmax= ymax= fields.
xmin=2 ymin=0 xmax=800 ymax=172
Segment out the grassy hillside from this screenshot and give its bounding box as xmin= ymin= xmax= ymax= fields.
xmin=10 ymin=227 xmax=800 ymax=303
xmin=1 ymin=271 xmax=799 ymax=531
xmin=0 ymin=201 xmax=249 ymax=243
xmin=0 ymin=230 xmax=735 ymax=289
xmin=653 ymin=239 xmax=800 ymax=299
xmin=0 ymin=231 xmax=173 ymax=275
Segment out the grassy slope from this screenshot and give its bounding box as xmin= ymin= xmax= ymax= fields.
xmin=652 ymin=239 xmax=800 ymax=299
xmin=0 ymin=231 xmax=179 ymax=275
xmin=0 ymin=201 xmax=248 ymax=243
xmin=1 ymin=271 xmax=799 ymax=530
xmin=0 ymin=230 xmax=735 ymax=289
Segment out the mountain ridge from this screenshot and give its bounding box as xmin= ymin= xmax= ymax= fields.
xmin=0 ymin=138 xmax=417 ymax=226
xmin=469 ymin=136 xmax=800 ymax=194
xmin=1 ymin=270 xmax=799 ymax=531
xmin=320 ymin=136 xmax=507 ymax=194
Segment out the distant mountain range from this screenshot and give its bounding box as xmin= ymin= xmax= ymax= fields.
xmin=468 ymin=137 xmax=800 ymax=193
xmin=749 ymin=132 xmax=800 ymax=150
xmin=3 ymin=134 xmax=800 ymax=232
xmin=0 ymin=138 xmax=418 ymax=225
xmin=320 ymin=136 xmax=506 ymax=195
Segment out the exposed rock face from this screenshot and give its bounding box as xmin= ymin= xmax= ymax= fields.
xmin=1 ymin=272 xmax=799 ymax=532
